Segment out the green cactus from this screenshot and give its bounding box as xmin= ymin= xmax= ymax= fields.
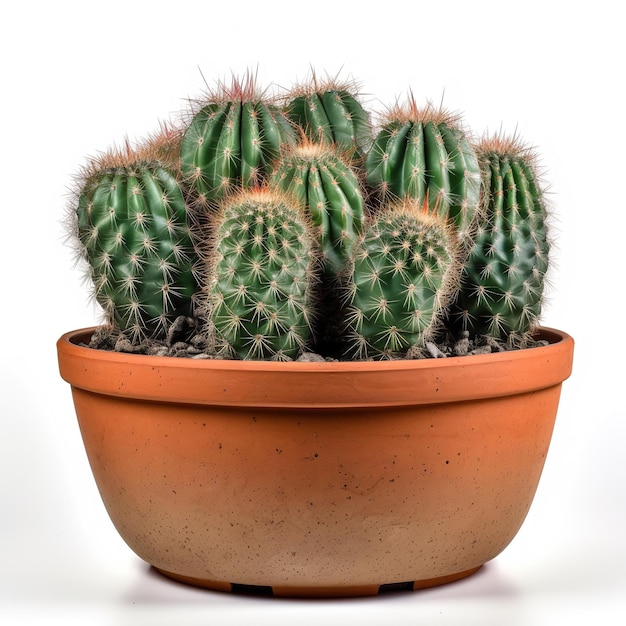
xmin=67 ymin=69 xmax=558 ymax=360
xmin=449 ymin=133 xmax=550 ymax=343
xmin=207 ymin=188 xmax=317 ymax=360
xmin=269 ymin=141 xmax=366 ymax=276
xmin=180 ymin=74 xmax=297 ymax=207
xmin=285 ymin=74 xmax=372 ymax=158
xmin=73 ymin=127 xmax=199 ymax=342
xmin=344 ymin=198 xmax=458 ymax=359
xmin=365 ymin=98 xmax=481 ymax=246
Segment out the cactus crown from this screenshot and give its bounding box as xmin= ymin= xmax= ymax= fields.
xmin=287 ymin=68 xmax=362 ymax=97
xmin=76 ymin=123 xmax=184 ymax=185
xmin=191 ymin=70 xmax=274 ymax=107
xmin=475 ymin=131 xmax=536 ymax=161
xmin=379 ymin=93 xmax=462 ymax=127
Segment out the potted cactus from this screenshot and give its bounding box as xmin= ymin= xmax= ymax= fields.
xmin=57 ymin=72 xmax=574 ymax=598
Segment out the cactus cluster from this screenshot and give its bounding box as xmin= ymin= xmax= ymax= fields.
xmin=69 ymin=71 xmax=552 ymax=360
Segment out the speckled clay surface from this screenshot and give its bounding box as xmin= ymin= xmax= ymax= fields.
xmin=58 ymin=327 xmax=574 ymax=597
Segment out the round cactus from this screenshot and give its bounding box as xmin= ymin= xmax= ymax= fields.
xmin=180 ymin=74 xmax=297 ymax=207
xmin=73 ymin=127 xmax=199 ymax=342
xmin=365 ymin=98 xmax=481 ymax=246
xmin=449 ymin=134 xmax=550 ymax=343
xmin=285 ymin=74 xmax=372 ymax=158
xmin=206 ymin=188 xmax=317 ymax=360
xmin=269 ymin=141 xmax=366 ymax=276
xmin=344 ymin=198 xmax=458 ymax=359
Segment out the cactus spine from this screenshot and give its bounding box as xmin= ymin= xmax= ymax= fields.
xmin=449 ymin=134 xmax=550 ymax=343
xmin=269 ymin=141 xmax=366 ymax=276
xmin=73 ymin=128 xmax=199 ymax=342
xmin=286 ymin=75 xmax=372 ymax=158
xmin=207 ymin=188 xmax=317 ymax=360
xmin=344 ymin=199 xmax=458 ymax=358
xmin=180 ymin=74 xmax=296 ymax=207
xmin=365 ymin=99 xmax=481 ymax=246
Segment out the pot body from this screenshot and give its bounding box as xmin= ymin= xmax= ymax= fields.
xmin=57 ymin=327 xmax=574 ymax=597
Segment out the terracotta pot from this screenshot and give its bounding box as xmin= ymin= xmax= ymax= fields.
xmin=57 ymin=326 xmax=573 ymax=598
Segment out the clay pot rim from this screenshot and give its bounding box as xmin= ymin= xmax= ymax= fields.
xmin=57 ymin=326 xmax=574 ymax=409
xmin=59 ymin=326 xmax=571 ymax=371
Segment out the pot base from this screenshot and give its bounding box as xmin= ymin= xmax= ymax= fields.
xmin=153 ymin=565 xmax=483 ymax=598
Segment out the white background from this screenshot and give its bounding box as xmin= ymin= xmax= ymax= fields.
xmin=1 ymin=1 xmax=624 ymax=624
